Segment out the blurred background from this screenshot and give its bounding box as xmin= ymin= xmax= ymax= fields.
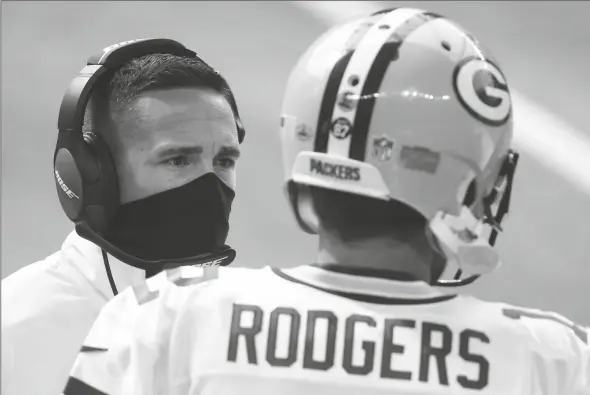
xmin=2 ymin=1 xmax=589 ymax=324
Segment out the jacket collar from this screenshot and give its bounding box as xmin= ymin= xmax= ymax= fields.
xmin=60 ymin=230 xmax=146 ymax=301
xmin=278 ymin=264 xmax=449 ymax=301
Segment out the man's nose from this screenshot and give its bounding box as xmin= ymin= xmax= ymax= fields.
xmin=191 ymin=153 xmax=212 ymax=173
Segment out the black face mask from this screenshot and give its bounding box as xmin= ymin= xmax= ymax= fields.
xmin=76 ymin=173 xmax=236 ymax=277
xmin=106 ymin=172 xmax=234 ymax=260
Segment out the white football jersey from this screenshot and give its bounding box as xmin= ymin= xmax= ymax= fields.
xmin=63 ymin=265 xmax=589 ymax=395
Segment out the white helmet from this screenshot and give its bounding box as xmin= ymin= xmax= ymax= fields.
xmin=279 ymin=7 xmax=519 ymax=286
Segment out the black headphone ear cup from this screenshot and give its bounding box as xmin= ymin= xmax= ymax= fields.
xmin=82 ymin=132 xmax=120 ymax=231
xmin=54 ymin=142 xmax=86 ymax=223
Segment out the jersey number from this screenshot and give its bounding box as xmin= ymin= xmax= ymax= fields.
xmin=502 ymin=307 xmax=588 ymax=344
xmin=133 ymin=267 xmax=218 ymax=306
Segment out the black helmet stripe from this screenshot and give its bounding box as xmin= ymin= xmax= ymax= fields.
xmin=370 ymin=8 xmax=398 ymax=17
xmin=349 ymin=11 xmax=441 ymax=161
xmin=314 ymin=51 xmax=354 ymax=153
xmin=314 ymin=14 xmax=389 ymax=153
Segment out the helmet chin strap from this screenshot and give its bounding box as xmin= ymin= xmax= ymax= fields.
xmin=431 ymin=150 xmax=520 ymax=287
xmin=416 ymin=152 xmax=498 ymax=282
xmin=429 ymin=206 xmax=502 ymax=278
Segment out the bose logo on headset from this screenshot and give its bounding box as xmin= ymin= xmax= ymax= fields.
xmin=453 ymin=57 xmax=512 ymax=126
xmin=55 ymin=170 xmax=79 ymax=199
xmin=200 ymin=257 xmax=228 ymax=266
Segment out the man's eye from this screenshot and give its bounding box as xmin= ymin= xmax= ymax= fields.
xmin=217 ymin=158 xmax=236 ymax=169
xmin=165 ymin=156 xmax=191 ymax=168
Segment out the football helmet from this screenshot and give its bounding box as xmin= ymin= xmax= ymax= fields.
xmin=279 ymin=7 xmax=519 ymax=286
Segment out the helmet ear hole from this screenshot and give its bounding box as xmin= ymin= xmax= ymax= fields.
xmin=286 ymin=182 xmax=319 ymax=235
xmin=462 ymin=180 xmax=477 ymax=207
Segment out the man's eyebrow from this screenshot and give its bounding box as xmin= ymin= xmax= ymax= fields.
xmin=156 ymin=146 xmax=204 ymax=158
xmin=217 ymin=146 xmax=241 ymax=158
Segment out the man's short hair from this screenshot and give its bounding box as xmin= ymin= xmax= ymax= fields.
xmin=83 ymin=53 xmax=240 ymax=138
xmin=309 ymin=185 xmax=427 ymax=243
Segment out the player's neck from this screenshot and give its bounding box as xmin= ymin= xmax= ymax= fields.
xmin=316 ymin=231 xmax=434 ymax=283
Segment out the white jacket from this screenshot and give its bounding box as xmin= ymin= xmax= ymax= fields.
xmin=1 ymin=231 xmax=147 ymax=395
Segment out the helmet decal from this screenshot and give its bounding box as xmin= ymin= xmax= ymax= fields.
xmin=399 ymin=146 xmax=441 ymax=174
xmin=329 ymin=117 xmax=353 ymax=139
xmin=371 ymin=135 xmax=395 ymax=162
xmin=453 ymin=56 xmax=512 ymax=126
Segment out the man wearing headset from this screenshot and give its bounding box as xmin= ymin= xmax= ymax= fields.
xmin=1 ymin=39 xmax=245 ymax=395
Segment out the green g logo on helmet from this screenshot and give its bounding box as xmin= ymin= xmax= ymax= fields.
xmin=453 ymin=56 xmax=512 ymax=126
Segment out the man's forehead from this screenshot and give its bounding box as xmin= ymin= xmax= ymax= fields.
xmin=117 ymin=88 xmax=238 ymax=144
xmin=132 ymin=88 xmax=233 ymax=123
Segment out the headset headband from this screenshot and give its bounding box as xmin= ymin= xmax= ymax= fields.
xmin=57 ymin=39 xmax=197 ymax=133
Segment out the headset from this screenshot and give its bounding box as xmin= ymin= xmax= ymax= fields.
xmin=54 ymin=39 xmax=246 ymax=233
